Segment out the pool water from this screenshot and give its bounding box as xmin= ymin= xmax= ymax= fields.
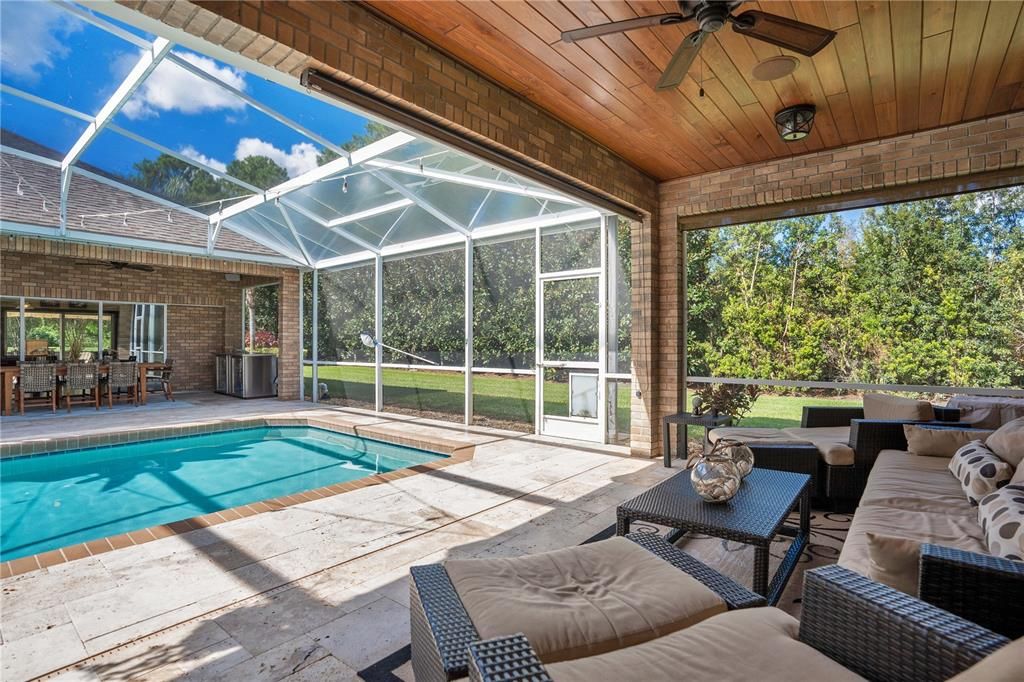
xmin=0 ymin=426 xmax=445 ymax=561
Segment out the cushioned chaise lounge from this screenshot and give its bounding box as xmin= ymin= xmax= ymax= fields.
xmin=463 ymin=566 xmax=1020 ymax=682
xmin=409 ymin=533 xmax=763 ymax=682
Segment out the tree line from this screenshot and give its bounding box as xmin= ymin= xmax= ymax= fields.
xmin=686 ymin=187 xmax=1024 ymax=389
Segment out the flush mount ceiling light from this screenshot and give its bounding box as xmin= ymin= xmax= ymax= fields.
xmin=774 ymin=104 xmax=816 ymax=141
xmin=752 ymin=55 xmax=799 ymax=81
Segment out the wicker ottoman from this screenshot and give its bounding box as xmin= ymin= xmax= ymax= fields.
xmin=409 ymin=532 xmax=764 ymax=682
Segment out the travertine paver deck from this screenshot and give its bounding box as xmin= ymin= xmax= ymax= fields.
xmin=0 ymin=396 xmax=673 ymax=681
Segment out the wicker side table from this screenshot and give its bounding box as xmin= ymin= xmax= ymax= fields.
xmin=617 ymin=468 xmax=811 ymax=605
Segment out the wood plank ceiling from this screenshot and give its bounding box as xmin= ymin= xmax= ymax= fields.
xmin=368 ymin=1 xmax=1024 ymax=181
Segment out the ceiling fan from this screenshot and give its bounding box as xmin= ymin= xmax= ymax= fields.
xmin=75 ymin=260 xmax=156 ymax=272
xmin=561 ymin=1 xmax=836 ymax=91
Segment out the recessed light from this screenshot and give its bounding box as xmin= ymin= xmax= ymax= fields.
xmin=752 ymin=56 xmax=800 ymax=81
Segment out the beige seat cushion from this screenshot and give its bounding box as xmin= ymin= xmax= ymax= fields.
xmin=947 ymin=395 xmax=1024 ymax=429
xmin=445 ymin=537 xmax=726 ymax=663
xmin=545 ymin=608 xmax=865 ymax=682
xmin=838 ymin=504 xmax=986 ymax=578
xmin=863 ymin=392 xmax=935 ymax=421
xmin=949 ymin=637 xmax=1024 ymax=681
xmin=986 ymin=416 xmax=1024 ymax=468
xmin=709 ymin=427 xmax=808 ymax=446
xmin=710 ymin=426 xmax=854 ymax=466
xmin=858 ymin=450 xmax=977 ymax=516
xmin=904 ymin=424 xmax=996 ymax=457
xmin=782 ymin=426 xmax=854 ymax=465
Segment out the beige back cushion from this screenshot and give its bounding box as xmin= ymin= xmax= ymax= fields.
xmin=903 ymin=425 xmax=996 ymax=457
xmin=986 ymin=416 xmax=1024 ymax=468
xmin=863 ymin=393 xmax=935 ymax=421
xmin=866 ymin=533 xmax=920 ymax=595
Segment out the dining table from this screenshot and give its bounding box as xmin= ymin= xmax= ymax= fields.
xmin=0 ymin=362 xmax=169 ymax=416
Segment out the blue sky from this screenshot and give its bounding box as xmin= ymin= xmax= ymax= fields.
xmin=0 ymin=1 xmax=375 ymax=178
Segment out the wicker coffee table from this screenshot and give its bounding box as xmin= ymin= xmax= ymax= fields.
xmin=616 ymin=468 xmax=811 ymax=605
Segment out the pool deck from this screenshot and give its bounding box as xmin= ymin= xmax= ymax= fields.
xmin=0 ymin=393 xmax=674 ymax=681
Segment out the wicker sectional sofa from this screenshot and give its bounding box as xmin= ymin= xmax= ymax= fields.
xmin=708 ymin=402 xmax=963 ymax=505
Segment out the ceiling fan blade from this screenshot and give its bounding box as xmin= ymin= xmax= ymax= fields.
xmin=656 ymin=30 xmax=707 ymax=91
xmin=731 ymin=10 xmax=836 ymax=56
xmin=561 ymin=13 xmax=684 ymax=43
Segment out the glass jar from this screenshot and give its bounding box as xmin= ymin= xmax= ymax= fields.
xmin=690 ymin=455 xmax=741 ymax=503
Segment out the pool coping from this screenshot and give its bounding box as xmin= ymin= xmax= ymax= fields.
xmin=0 ymin=416 xmax=475 ymax=578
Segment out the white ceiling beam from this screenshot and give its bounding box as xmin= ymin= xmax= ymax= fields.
xmin=1 ymin=220 xmax=301 ymax=266
xmin=164 ymin=51 xmax=350 ymax=159
xmin=325 ymin=199 xmax=412 ymax=227
xmin=0 ymin=84 xmax=94 ymax=122
xmin=1 ymin=145 xmax=61 ymax=168
xmin=106 ymin=124 xmax=262 ymax=193
xmin=364 ymin=159 xmax=578 ymax=204
xmin=70 ymin=166 xmax=209 ymax=221
xmin=207 ymin=132 xmax=415 ymax=223
xmin=277 ymin=199 xmax=382 ymax=255
xmin=277 ymin=204 xmax=314 ymax=266
xmin=371 ymin=170 xmax=470 ymax=236
xmin=63 ymin=38 xmax=171 ymax=171
xmin=314 ymin=208 xmax=601 ymax=270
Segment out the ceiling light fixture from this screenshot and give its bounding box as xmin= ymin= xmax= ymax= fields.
xmin=774 ymin=104 xmax=816 ymax=141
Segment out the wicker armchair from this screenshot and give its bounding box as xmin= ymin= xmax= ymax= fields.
xmin=105 ymin=361 xmax=137 ymax=407
xmin=64 ymin=362 xmax=101 ymax=412
xmin=16 ymin=362 xmax=57 ymax=414
xmin=466 ymin=565 xmax=1012 ymax=682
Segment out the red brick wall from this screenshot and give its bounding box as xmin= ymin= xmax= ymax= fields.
xmin=1 ymin=237 xmax=300 ymax=397
xmin=649 ymin=111 xmax=1024 ymax=457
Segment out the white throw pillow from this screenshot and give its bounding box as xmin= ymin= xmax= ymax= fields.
xmin=948 ymin=441 xmax=1013 ymax=506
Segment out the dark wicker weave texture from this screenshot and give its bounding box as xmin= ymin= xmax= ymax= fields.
xmin=919 ymin=543 xmax=1024 ymax=639
xmin=799 ymin=565 xmax=1009 ymax=682
xmin=616 ymin=468 xmax=809 ymax=602
xmin=409 ymin=563 xmax=480 ymax=682
xmin=467 ymin=634 xmax=551 ymax=682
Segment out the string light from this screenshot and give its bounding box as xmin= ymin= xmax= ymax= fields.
xmin=342 ymin=178 xmax=348 ymax=193
xmin=41 ymin=199 xmax=48 ymax=212
xmin=16 ymin=179 xmax=24 ymax=196
xmin=167 ymin=211 xmax=173 ymax=223
xmin=122 ymin=213 xmax=128 ymax=226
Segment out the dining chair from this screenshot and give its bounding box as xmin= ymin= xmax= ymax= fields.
xmin=106 ymin=361 xmax=138 ymax=408
xmin=17 ymin=362 xmax=57 ymax=414
xmin=64 ymin=362 xmax=101 ymax=412
xmin=146 ymin=358 xmax=174 ymax=402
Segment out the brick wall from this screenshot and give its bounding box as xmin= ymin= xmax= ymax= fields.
xmin=662 ymin=111 xmax=1024 ymax=225
xmin=652 ymin=111 xmax=1024 ymax=455
xmin=1 ymin=236 xmax=300 ymax=397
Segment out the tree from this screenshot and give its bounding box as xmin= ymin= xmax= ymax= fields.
xmin=227 ymin=156 xmax=288 ymax=189
xmin=316 ymin=121 xmax=394 ymax=166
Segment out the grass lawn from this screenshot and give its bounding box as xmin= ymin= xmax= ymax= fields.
xmin=304 ymin=365 xmax=629 ymax=428
xmin=305 ymin=365 xmax=856 ymax=436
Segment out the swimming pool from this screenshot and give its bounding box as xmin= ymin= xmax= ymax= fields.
xmin=0 ymin=426 xmax=445 ymax=561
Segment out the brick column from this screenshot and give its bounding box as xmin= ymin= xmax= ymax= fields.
xmin=276 ymin=269 xmax=300 ymax=400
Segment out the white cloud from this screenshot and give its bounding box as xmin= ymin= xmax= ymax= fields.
xmin=179 ymin=145 xmax=227 ymax=173
xmin=0 ymin=2 xmax=83 ymax=83
xmin=234 ymin=138 xmax=320 ymax=178
xmin=121 ymin=50 xmax=246 ymax=119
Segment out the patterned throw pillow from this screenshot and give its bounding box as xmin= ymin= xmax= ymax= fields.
xmin=948 ymin=440 xmax=1013 ymax=505
xmin=978 ymin=484 xmax=1024 ymax=560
